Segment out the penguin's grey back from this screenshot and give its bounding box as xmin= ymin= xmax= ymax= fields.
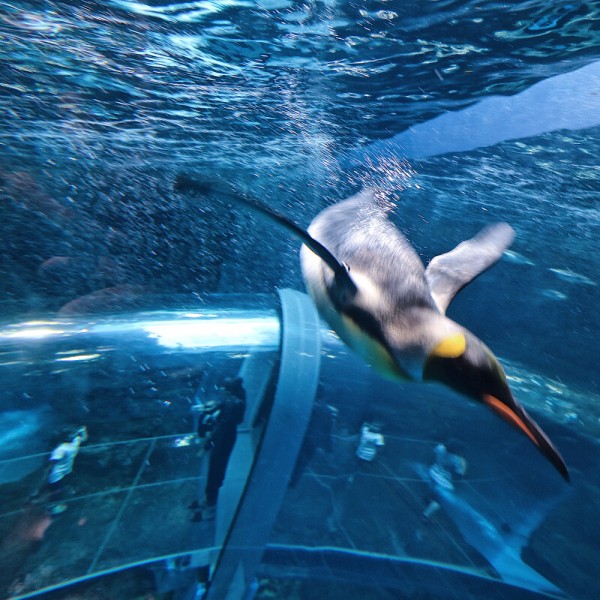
xmin=306 ymin=189 xmax=436 ymax=315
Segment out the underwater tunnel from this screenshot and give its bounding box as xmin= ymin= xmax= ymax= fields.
xmin=0 ymin=289 xmax=581 ymax=599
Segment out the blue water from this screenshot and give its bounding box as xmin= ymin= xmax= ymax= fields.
xmin=1 ymin=1 xmax=599 ymax=599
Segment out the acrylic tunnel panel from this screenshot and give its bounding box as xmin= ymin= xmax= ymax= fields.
xmin=261 ymin=328 xmax=591 ymax=600
xmin=0 ymin=296 xmax=281 ymax=599
xmin=0 ymin=291 xmax=596 ymax=600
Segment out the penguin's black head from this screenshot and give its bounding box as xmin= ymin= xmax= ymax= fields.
xmin=423 ymin=332 xmax=510 ymax=405
xmin=423 ymin=332 xmax=569 ymax=481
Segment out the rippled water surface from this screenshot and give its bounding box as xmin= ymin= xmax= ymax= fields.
xmin=2 ymin=1 xmax=599 ymax=162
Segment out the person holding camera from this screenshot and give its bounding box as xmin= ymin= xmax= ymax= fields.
xmin=190 ymin=377 xmax=246 ymax=522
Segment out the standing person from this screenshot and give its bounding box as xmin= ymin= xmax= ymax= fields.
xmin=39 ymin=426 xmax=88 ymax=515
xmin=422 ymin=441 xmax=467 ymax=522
xmin=356 ymin=423 xmax=385 ymax=462
xmin=191 ymin=377 xmax=246 ymax=521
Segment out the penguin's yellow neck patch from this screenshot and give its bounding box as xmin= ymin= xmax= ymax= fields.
xmin=431 ymin=333 xmax=466 ymax=358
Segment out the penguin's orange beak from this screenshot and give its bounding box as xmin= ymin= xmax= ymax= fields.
xmin=482 ymin=392 xmax=570 ymax=482
xmin=482 ymin=394 xmax=538 ymax=445
xmin=423 ymin=334 xmax=569 ymax=481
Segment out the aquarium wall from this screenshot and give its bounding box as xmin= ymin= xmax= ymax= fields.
xmin=1 ymin=1 xmax=600 ymax=599
xmin=0 ymin=293 xmax=284 ymax=599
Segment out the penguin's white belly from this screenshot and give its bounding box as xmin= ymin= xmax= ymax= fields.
xmin=301 ymin=248 xmax=411 ymax=380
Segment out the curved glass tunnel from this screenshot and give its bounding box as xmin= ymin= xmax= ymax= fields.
xmin=0 ymin=290 xmax=591 ymax=600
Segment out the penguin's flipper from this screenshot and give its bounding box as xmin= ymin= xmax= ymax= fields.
xmin=174 ymin=173 xmax=357 ymax=304
xmin=425 ymin=223 xmax=515 ymax=314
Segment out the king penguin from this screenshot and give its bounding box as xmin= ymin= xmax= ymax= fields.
xmin=174 ymin=175 xmax=569 ymax=481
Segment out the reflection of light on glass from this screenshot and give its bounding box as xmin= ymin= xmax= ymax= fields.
xmin=144 ymin=317 xmax=280 ymax=349
xmin=55 ymin=354 xmax=102 ymax=362
xmin=0 ymin=360 xmax=32 ymax=367
xmin=0 ymin=328 xmax=66 ymax=339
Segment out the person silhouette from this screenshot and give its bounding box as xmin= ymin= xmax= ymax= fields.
xmin=191 ymin=377 xmax=246 ymax=521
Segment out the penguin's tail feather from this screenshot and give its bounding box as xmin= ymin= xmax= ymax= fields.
xmin=174 ymin=173 xmax=356 ymax=296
